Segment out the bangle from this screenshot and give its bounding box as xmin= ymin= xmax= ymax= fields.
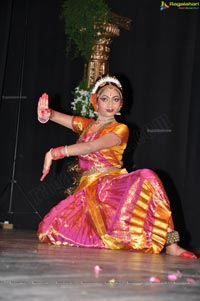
xmin=50 ymin=146 xmax=65 ymax=160
xmin=38 ymin=116 xmax=49 ymax=123
xmin=64 ymin=145 xmax=69 ymax=157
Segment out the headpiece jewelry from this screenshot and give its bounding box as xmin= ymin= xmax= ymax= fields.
xmin=91 ymin=75 xmax=123 ymax=112
xmin=91 ymin=76 xmax=122 ymax=95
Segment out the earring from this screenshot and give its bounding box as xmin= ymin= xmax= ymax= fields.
xmin=115 ymin=111 xmax=121 ymax=115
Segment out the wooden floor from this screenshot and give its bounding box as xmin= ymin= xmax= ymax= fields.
xmin=0 ymin=230 xmax=200 ymax=301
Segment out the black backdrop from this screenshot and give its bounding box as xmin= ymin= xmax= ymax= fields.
xmin=0 ymin=0 xmax=199 ymax=249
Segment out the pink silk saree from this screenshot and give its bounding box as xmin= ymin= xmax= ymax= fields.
xmin=38 ymin=116 xmax=173 ymax=254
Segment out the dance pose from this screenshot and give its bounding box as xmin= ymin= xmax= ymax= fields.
xmin=37 ymin=75 xmax=197 ymax=258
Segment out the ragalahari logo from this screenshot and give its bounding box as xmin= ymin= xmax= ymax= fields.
xmin=160 ymin=1 xmax=200 ymax=10
xmin=160 ymin=1 xmax=170 ymax=10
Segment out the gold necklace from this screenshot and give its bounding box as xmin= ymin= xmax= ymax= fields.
xmin=95 ymin=117 xmax=116 ymax=125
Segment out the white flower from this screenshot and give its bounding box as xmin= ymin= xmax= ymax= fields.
xmin=71 ymin=85 xmax=97 ymax=118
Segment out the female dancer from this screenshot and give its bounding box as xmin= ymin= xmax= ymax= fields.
xmin=37 ymin=75 xmax=197 ymax=258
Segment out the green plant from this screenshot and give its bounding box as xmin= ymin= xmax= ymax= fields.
xmin=62 ymin=0 xmax=111 ymax=60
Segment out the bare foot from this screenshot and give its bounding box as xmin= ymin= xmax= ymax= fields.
xmin=166 ymin=243 xmax=197 ymax=259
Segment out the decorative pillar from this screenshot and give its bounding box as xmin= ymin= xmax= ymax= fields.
xmin=84 ymin=13 xmax=132 ymax=88
xmin=84 ymin=23 xmax=120 ymax=88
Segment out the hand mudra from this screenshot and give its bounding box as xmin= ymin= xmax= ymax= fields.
xmin=37 ymin=93 xmax=52 ymax=123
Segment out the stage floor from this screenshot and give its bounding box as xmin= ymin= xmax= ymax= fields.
xmin=0 ymin=229 xmax=200 ymax=301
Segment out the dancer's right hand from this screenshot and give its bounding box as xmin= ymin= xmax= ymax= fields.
xmin=37 ymin=93 xmax=52 ymax=123
xmin=40 ymin=150 xmax=53 ymax=181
